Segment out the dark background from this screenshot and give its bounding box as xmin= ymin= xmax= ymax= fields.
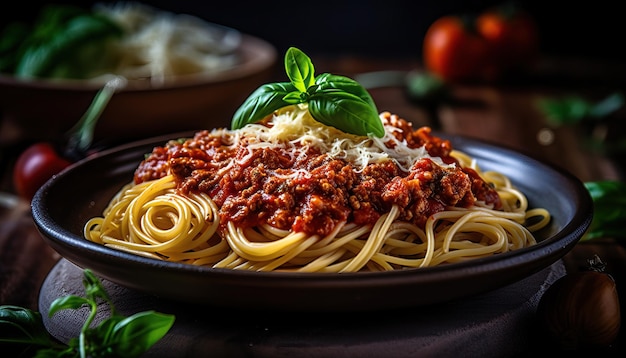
xmin=2 ymin=0 xmax=626 ymax=64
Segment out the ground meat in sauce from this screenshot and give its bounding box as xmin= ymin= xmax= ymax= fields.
xmin=134 ymin=114 xmax=502 ymax=237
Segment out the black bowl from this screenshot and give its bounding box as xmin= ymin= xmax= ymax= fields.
xmin=31 ymin=131 xmax=593 ymax=312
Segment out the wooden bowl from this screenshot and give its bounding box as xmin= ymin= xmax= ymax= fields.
xmin=0 ymin=34 xmax=277 ymax=144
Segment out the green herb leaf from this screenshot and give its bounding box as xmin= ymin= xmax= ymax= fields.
xmin=91 ymin=315 xmax=125 ymax=348
xmin=582 ymin=180 xmax=626 ymax=241
xmin=285 ymin=47 xmax=315 ymax=92
xmin=405 ymin=70 xmax=449 ymax=101
xmin=232 ymin=82 xmax=297 ymax=129
xmin=538 ymin=92 xmax=624 ymax=126
xmin=109 ymin=311 xmax=175 ymax=357
xmin=282 ymin=90 xmax=306 ymax=104
xmin=315 ymin=73 xmax=378 ymax=109
xmin=11 ymin=5 xmax=123 ymax=79
xmin=0 ymin=305 xmax=56 ymax=348
xmin=231 ymin=47 xmax=383 ymax=137
xmin=48 ymin=295 xmax=91 ymax=317
xmin=0 ymin=23 xmax=30 ymax=72
xmin=310 ymin=89 xmax=384 ymax=137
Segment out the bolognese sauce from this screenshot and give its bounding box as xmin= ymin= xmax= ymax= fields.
xmin=134 ymin=113 xmax=502 ymax=237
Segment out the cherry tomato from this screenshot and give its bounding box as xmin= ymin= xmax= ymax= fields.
xmin=13 ymin=142 xmax=72 ymax=201
xmin=476 ymin=7 xmax=539 ymax=73
xmin=423 ymin=7 xmax=539 ymax=83
xmin=422 ymin=15 xmax=494 ymax=83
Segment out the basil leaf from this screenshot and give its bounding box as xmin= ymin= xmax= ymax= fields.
xmin=0 ymin=23 xmax=30 ymax=72
xmin=0 ymin=305 xmax=54 ymax=348
xmin=538 ymin=92 xmax=624 ymax=126
xmin=315 ymin=73 xmax=378 ymax=109
xmin=282 ymin=90 xmax=306 ymax=104
xmin=309 ymin=90 xmax=384 ymax=137
xmin=92 ymin=315 xmax=125 ymax=346
xmin=110 ymin=311 xmax=175 ymax=357
xmin=48 ymin=296 xmax=91 ymax=317
xmin=582 ymin=180 xmax=626 ymax=241
xmin=16 ymin=10 xmax=123 ymax=79
xmin=232 ymin=82 xmax=297 ymax=129
xmin=285 ymin=47 xmax=315 ymax=92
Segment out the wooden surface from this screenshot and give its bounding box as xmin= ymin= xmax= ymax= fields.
xmin=1 ymin=54 xmax=625 ymax=355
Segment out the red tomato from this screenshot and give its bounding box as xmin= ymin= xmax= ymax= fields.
xmin=476 ymin=7 xmax=539 ymax=72
xmin=13 ymin=142 xmax=72 ymax=201
xmin=422 ymin=15 xmax=494 ymax=83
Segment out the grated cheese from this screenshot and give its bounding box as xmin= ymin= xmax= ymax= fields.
xmin=223 ymin=105 xmax=451 ymax=172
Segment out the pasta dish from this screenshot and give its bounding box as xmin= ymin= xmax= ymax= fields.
xmin=84 ymin=106 xmax=550 ymax=272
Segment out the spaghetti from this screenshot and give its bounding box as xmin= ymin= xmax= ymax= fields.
xmin=84 ymin=107 xmax=550 ymax=272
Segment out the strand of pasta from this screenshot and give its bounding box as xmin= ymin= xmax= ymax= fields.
xmin=219 ymin=220 xmax=367 ymax=272
xmin=246 ymin=236 xmax=320 ymax=271
xmin=225 ymin=222 xmax=309 ymax=261
xmin=340 ymin=205 xmax=400 ymax=272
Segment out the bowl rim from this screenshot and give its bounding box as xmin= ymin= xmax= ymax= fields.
xmin=0 ymin=33 xmax=277 ymax=92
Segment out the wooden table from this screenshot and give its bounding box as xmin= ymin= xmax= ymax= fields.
xmin=1 ymin=54 xmax=625 ymax=355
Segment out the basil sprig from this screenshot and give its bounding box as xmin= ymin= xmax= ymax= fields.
xmin=232 ymin=47 xmax=384 ymax=137
xmin=0 ymin=269 xmax=174 ymax=357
